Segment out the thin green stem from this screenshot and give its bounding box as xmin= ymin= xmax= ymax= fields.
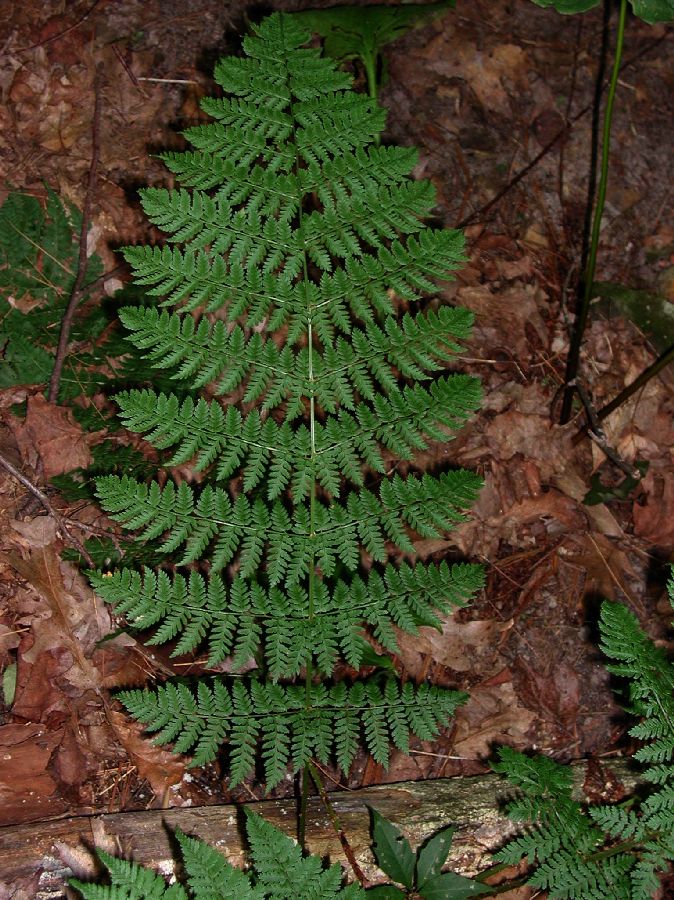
xmin=363 ymin=51 xmax=378 ymax=101
xmin=560 ymin=0 xmax=628 ymax=423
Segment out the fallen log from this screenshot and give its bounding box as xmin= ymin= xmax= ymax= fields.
xmin=0 ymin=760 xmax=637 ymax=898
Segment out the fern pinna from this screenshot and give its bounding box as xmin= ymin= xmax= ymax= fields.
xmin=91 ymin=13 xmax=483 ymax=792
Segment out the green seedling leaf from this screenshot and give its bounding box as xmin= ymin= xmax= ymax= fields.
xmin=420 ymin=872 xmax=490 ymax=899
xmin=369 ymin=807 xmax=416 ymax=889
xmin=416 ymin=826 xmax=455 ymax=887
xmin=583 ymin=460 xmax=648 ymax=507
xmin=357 ymin=637 xmax=397 ymax=671
xmin=290 ymin=2 xmax=454 ymax=96
xmin=2 ymin=662 xmax=17 ymax=707
xmin=365 ymin=887 xmax=407 ymax=898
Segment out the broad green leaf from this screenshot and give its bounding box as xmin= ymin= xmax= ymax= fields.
xmin=420 ymin=872 xmax=490 ymax=899
xmin=530 ymin=0 xmax=673 ymax=20
xmin=583 ymin=461 xmax=648 ymax=507
xmin=416 ymin=826 xmax=455 ymax=887
xmin=290 ymin=2 xmax=454 ymax=60
xmin=593 ymin=281 xmax=674 ymax=353
xmin=369 ymin=807 xmax=416 ymax=889
xmin=630 ymin=0 xmax=674 ymax=21
xmin=365 ymin=887 xmax=407 ymax=898
xmin=529 ymin=0 xmax=600 ymax=12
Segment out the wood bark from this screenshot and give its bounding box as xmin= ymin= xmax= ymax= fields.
xmin=0 ymin=762 xmax=638 ymax=898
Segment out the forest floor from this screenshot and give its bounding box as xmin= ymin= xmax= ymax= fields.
xmin=0 ymin=0 xmax=673 ymax=895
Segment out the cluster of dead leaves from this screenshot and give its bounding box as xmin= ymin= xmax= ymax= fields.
xmin=0 ymin=395 xmax=193 ymax=834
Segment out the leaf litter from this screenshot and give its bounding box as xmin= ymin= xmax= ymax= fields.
xmin=0 ymin=0 xmax=672 ymax=893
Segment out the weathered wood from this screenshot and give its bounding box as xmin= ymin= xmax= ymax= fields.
xmin=0 ymin=762 xmax=638 ymax=898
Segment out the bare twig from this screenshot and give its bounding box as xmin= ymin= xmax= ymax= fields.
xmin=17 ymin=0 xmax=105 ymax=53
xmin=0 ymin=452 xmax=94 ymax=566
xmin=457 ymin=121 xmax=572 ymax=228
xmin=307 ymin=761 xmax=369 ymax=887
xmin=48 ymin=65 xmax=104 ymax=404
xmin=572 ymin=379 xmax=640 ymax=479
xmin=595 ymin=343 xmax=674 ymax=424
xmin=137 ymin=77 xmax=200 ymax=85
xmin=456 ymin=33 xmax=667 ymax=230
xmin=112 ymin=44 xmax=150 ymax=98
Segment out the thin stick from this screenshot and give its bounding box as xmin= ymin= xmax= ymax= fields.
xmin=559 ymin=0 xmax=628 ymax=423
xmin=48 ymin=65 xmax=104 ymax=404
xmin=0 ymin=452 xmax=94 ymax=566
xmin=307 ymin=761 xmax=368 ymax=886
xmin=572 ymin=380 xmax=640 ymax=479
xmin=457 ymin=29 xmax=665 ymax=231
xmin=594 ymin=342 xmax=674 ymax=424
xmin=17 ymin=0 xmax=104 ymax=53
xmin=112 ymin=44 xmax=150 ymax=98
xmin=457 ymin=120 xmax=572 ymax=228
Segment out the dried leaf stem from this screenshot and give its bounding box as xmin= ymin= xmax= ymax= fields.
xmin=48 ymin=64 xmax=104 ymax=404
xmin=0 ymin=451 xmax=94 ymax=565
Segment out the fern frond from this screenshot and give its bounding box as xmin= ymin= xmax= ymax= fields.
xmin=94 ymin=10 xmax=483 ymax=800
xmin=72 ymin=814 xmax=365 ymax=899
xmin=530 ymin=850 xmax=633 ymax=899
xmin=118 ymin=677 xmax=466 ymax=786
xmin=174 ymin=829 xmax=261 ymax=898
xmin=244 ymin=809 xmax=362 ymax=899
xmin=95 ymin=468 xmax=480 ymax=582
xmin=496 ymin=589 xmax=674 ymax=898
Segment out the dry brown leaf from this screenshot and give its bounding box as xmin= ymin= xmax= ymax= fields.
xmin=512 ymin=658 xmax=580 ymax=734
xmin=554 ymin=472 xmax=624 ymax=538
xmin=10 ymin=516 xmax=57 ymax=548
xmin=0 ymin=623 xmax=21 ymax=669
xmin=566 ymin=533 xmax=641 ymax=605
xmin=107 ymin=709 xmax=185 ymax=802
xmin=10 ymin=394 xmax=92 ymax=478
xmin=0 ymin=724 xmax=68 ymax=826
xmin=4 ymin=547 xmax=111 ymax=721
xmin=452 ymin=682 xmax=536 ymax=759
xmin=456 ymin=283 xmax=548 ymax=363
xmin=400 ymin=616 xmax=512 ymax=675
xmin=633 ymin=466 xmax=674 ymax=547
xmin=427 ymin=40 xmax=529 ymax=116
